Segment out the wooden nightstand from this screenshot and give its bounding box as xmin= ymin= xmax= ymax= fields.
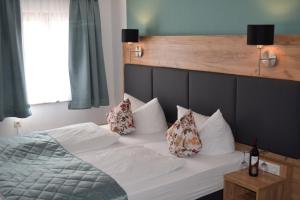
xmin=224 ymin=169 xmax=286 ymax=200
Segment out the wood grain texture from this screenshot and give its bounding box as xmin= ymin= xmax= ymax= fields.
xmin=236 ymin=143 xmax=300 ymax=200
xmin=123 ymin=35 xmax=300 ymax=82
xmin=225 ymin=169 xmax=285 ymax=192
xmin=224 ymin=179 xmax=256 ymax=200
xmin=224 ymin=169 xmax=285 ymax=200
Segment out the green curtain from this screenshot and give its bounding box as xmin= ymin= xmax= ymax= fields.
xmin=68 ymin=0 xmax=109 ymax=109
xmin=0 ymin=0 xmax=31 ymax=121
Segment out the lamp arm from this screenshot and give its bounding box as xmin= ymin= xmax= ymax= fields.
xmin=258 ymin=47 xmax=262 ymax=76
xmin=260 ymin=57 xmax=276 ymax=61
xmin=128 ymin=46 xmax=143 ymax=63
xmin=128 ymin=47 xmax=132 ymax=63
xmin=129 ymin=50 xmax=140 ymax=53
xmin=258 ymin=48 xmax=277 ymax=68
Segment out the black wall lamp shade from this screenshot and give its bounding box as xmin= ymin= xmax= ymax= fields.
xmin=247 ymin=25 xmax=275 ymax=45
xmin=122 ymin=29 xmax=139 ymax=43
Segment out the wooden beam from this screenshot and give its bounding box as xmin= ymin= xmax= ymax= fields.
xmin=123 ymin=35 xmax=300 ymax=82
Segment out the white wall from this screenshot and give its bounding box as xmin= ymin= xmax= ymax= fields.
xmin=0 ymin=0 xmax=127 ymax=137
xmin=111 ymin=0 xmax=127 ymax=102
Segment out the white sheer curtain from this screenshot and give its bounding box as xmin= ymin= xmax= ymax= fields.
xmin=21 ymin=0 xmax=71 ymax=105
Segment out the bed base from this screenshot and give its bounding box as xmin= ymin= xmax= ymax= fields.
xmin=196 ymin=190 xmax=223 ymax=200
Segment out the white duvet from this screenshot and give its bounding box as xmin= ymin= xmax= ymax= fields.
xmin=45 ymin=123 xmax=185 ymax=189
xmin=46 ymin=123 xmax=120 ymax=154
xmin=43 ymin=123 xmax=242 ymax=200
xmin=78 ymin=145 xmax=185 ymax=187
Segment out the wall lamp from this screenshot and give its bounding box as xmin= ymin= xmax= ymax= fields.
xmin=122 ymin=29 xmax=143 ymax=60
xmin=247 ymin=25 xmax=277 ymax=74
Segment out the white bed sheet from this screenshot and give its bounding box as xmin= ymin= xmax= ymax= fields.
xmin=75 ymin=125 xmax=243 ymax=200
xmin=137 ymin=142 xmax=243 ymax=200
xmin=78 ymin=145 xmax=185 ymax=188
xmin=100 ymin=124 xmax=166 ymax=147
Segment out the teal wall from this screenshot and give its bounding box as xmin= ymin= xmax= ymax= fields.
xmin=127 ymin=0 xmax=300 ymax=36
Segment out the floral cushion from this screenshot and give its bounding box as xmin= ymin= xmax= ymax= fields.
xmin=166 ymin=111 xmax=202 ymax=157
xmin=107 ymin=99 xmax=135 ymax=135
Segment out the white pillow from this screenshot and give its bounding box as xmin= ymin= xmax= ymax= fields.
xmin=46 ymin=123 xmax=120 ymax=154
xmin=198 ymin=110 xmax=235 ymax=155
xmin=133 ymin=98 xmax=168 ymax=134
xmin=177 ymin=105 xmax=209 ymax=127
xmin=124 ymin=93 xmax=145 ymax=111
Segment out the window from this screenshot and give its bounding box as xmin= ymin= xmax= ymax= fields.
xmin=21 ymin=0 xmax=71 ymax=105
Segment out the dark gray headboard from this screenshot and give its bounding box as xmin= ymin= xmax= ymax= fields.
xmin=124 ymin=64 xmax=300 ymax=159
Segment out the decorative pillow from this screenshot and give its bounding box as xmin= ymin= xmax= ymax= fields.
xmin=166 ymin=111 xmax=202 ymax=157
xmin=177 ymin=105 xmax=209 ymax=127
xmin=133 ymin=98 xmax=168 ymax=134
xmin=198 ymin=109 xmax=235 ymax=155
xmin=107 ymin=99 xmax=135 ymax=135
xmin=124 ymin=93 xmax=145 ymax=111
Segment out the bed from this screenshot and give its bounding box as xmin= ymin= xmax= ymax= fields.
xmin=1 ymin=64 xmax=300 ymax=200
xmin=0 ymin=123 xmax=242 ymax=200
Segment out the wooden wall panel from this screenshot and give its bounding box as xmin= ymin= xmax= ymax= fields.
xmin=123 ymin=35 xmax=300 ymax=82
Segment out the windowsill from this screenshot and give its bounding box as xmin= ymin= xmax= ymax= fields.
xmin=30 ymin=101 xmax=70 ymax=106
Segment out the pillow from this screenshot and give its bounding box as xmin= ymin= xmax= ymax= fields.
xmin=46 ymin=123 xmax=120 ymax=154
xmin=177 ymin=105 xmax=209 ymax=127
xmin=166 ymin=111 xmax=202 ymax=157
xmin=133 ymin=98 xmax=168 ymax=134
xmin=124 ymin=93 xmax=145 ymax=111
xmin=177 ymin=106 xmax=235 ymax=155
xmin=198 ymin=109 xmax=235 ymax=155
xmin=107 ymin=99 xmax=135 ymax=135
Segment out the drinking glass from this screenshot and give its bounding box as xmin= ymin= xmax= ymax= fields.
xmin=260 ymin=150 xmax=268 ymax=174
xmin=260 ymin=161 xmax=268 ymax=174
xmin=240 ymin=150 xmax=248 ymax=170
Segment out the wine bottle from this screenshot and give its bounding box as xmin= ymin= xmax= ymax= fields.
xmin=249 ymin=138 xmax=259 ymax=177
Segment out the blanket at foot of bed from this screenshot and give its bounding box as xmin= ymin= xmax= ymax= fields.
xmin=0 ymin=134 xmax=127 ymax=200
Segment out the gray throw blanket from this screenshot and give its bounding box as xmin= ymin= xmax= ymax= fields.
xmin=0 ymin=134 xmax=127 ymax=200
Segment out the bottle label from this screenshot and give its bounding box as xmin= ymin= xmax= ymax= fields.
xmin=251 ymin=156 xmax=258 ymax=166
xmin=251 ymin=166 xmax=257 ymax=175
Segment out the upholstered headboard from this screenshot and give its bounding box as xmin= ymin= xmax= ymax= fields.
xmin=124 ymin=64 xmax=300 ymax=159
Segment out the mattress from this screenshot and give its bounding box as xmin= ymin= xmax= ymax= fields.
xmin=76 ymin=125 xmax=243 ymax=200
